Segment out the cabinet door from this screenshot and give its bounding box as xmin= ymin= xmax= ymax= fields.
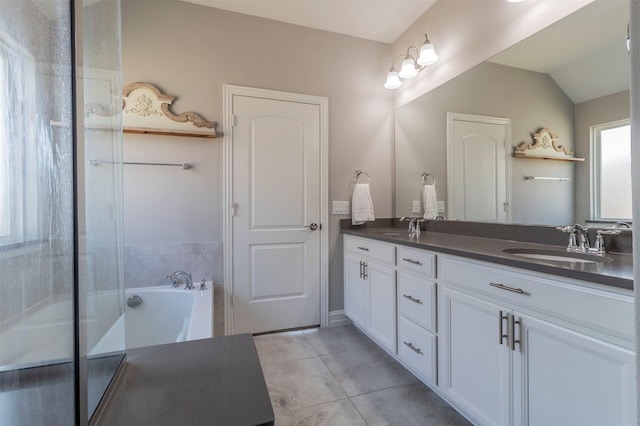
xmin=344 ymin=255 xmax=367 ymax=327
xmin=513 ymin=313 xmax=636 ymax=426
xmin=368 ymin=261 xmax=397 ymax=353
xmin=439 ymin=286 xmax=511 ymax=426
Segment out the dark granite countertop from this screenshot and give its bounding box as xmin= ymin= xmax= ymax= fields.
xmin=98 ymin=334 xmax=274 ymax=426
xmin=342 ymin=226 xmax=633 ymax=291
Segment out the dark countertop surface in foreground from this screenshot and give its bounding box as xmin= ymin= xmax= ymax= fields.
xmin=342 ymin=227 xmax=633 ymax=291
xmin=98 ymin=334 xmax=274 ymax=426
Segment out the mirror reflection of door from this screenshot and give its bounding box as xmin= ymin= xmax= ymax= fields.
xmin=447 ymin=113 xmax=511 ymax=222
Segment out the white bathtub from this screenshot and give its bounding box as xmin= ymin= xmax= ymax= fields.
xmin=91 ymin=284 xmax=213 ymax=353
xmin=0 ymin=283 xmax=213 ymax=369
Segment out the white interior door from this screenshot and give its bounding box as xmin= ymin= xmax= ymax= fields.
xmin=230 ymin=93 xmax=322 ymax=334
xmin=447 ymin=113 xmax=510 ymax=222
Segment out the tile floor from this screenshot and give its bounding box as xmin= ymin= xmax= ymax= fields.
xmin=253 ymin=325 xmax=471 ymax=426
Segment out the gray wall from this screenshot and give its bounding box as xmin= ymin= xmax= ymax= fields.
xmin=121 ymin=0 xmax=394 ymax=310
xmin=395 ymin=61 xmax=575 ymax=225
xmin=574 ymin=90 xmax=630 ymax=224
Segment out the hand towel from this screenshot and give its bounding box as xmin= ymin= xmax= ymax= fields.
xmin=423 ymin=181 xmax=438 ymax=220
xmin=352 ymin=183 xmax=375 ymax=225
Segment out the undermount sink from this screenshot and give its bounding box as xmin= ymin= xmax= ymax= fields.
xmin=502 ymin=248 xmax=612 ymax=263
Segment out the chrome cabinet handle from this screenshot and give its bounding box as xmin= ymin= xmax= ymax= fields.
xmin=402 ymin=294 xmax=422 ymax=304
xmin=499 ymin=310 xmax=509 ymax=345
xmin=403 ymin=341 xmax=423 ymax=355
xmin=490 ymin=282 xmax=527 ymax=295
xmin=402 ymin=258 xmax=423 ymax=266
xmin=511 ymin=315 xmax=521 ymax=351
xmin=359 ymin=261 xmax=363 ymax=279
xmin=357 ymin=246 xmax=370 ymax=251
xmin=362 ymin=262 xmax=368 ymax=279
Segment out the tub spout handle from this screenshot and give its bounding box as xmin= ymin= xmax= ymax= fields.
xmin=200 ymin=278 xmax=207 ymax=291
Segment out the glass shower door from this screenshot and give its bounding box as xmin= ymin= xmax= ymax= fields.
xmin=0 ymin=0 xmax=124 ymax=424
xmin=0 ymin=1 xmax=76 ymax=424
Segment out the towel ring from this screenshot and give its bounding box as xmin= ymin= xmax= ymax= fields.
xmin=421 ymin=172 xmax=435 ymax=185
xmin=354 ymin=169 xmax=370 ymax=184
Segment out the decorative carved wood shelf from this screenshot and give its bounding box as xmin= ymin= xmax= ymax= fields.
xmin=122 ymin=82 xmax=217 ymax=138
xmin=513 ymin=153 xmax=585 ymax=162
xmin=513 ymin=128 xmax=584 ymax=162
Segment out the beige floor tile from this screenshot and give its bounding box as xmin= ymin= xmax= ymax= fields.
xmin=262 ymin=357 xmax=347 ymax=414
xmin=321 ymin=345 xmax=418 ymax=397
xmin=303 ymin=325 xmax=378 ymax=356
xmin=254 ymin=330 xmax=318 ymax=366
xmin=275 ymin=399 xmax=367 ymax=426
xmin=351 ymin=382 xmax=472 ymax=426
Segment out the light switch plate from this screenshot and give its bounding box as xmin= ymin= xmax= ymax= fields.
xmin=333 ymin=201 xmax=350 ymax=214
xmin=412 ymin=200 xmax=421 ymax=214
xmin=437 ymin=201 xmax=445 ymax=213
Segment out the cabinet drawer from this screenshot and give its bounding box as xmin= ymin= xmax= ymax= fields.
xmin=398 ymin=271 xmax=436 ymax=333
xmin=344 ymin=235 xmax=395 ymax=266
xmin=398 ymin=316 xmax=437 ymax=385
xmin=397 ymin=246 xmax=436 ymax=278
xmin=439 ymin=256 xmax=634 ymax=341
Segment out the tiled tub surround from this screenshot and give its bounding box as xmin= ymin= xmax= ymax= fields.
xmin=123 ymin=241 xmax=223 ymax=287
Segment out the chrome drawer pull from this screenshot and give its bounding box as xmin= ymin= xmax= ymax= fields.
xmin=490 ymin=282 xmax=527 ymax=295
xmin=403 ymin=341 xmax=423 ymax=355
xmin=357 ymin=246 xmax=370 ymax=251
xmin=402 ymin=294 xmax=422 ymax=304
xmin=402 ymin=257 xmax=423 ymax=266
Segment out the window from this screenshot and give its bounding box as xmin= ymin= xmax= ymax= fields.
xmin=590 ymin=120 xmax=632 ymax=222
xmin=0 ymin=32 xmax=37 ymax=246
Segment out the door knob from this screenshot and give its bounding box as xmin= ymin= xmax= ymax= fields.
xmin=305 ymin=223 xmax=318 ymax=231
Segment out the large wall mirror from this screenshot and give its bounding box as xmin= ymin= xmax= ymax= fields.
xmin=394 ymin=0 xmax=630 ymax=226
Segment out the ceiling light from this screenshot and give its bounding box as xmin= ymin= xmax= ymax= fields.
xmin=384 ymin=33 xmax=438 ymax=89
xmin=506 ymin=0 xmax=526 ymax=3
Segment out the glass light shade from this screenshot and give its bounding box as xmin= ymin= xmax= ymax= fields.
xmin=398 ymin=57 xmax=418 ymax=79
xmin=384 ymin=70 xmax=402 ymax=89
xmin=417 ymin=42 xmax=438 ymax=66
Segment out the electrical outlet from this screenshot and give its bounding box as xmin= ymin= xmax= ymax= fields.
xmin=437 ymin=201 xmax=445 ymax=213
xmin=332 ymin=201 xmax=350 ymax=214
xmin=412 ymin=200 xmax=421 ymax=214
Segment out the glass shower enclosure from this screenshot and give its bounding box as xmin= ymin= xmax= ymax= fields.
xmin=0 ymin=0 xmax=124 ymax=424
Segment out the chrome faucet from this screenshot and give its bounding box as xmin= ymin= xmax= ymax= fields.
xmin=167 ymin=271 xmax=193 ymax=289
xmin=557 ymin=224 xmax=620 ymax=254
xmin=400 ymin=217 xmax=425 ymax=237
xmin=556 ymin=224 xmax=588 ymax=252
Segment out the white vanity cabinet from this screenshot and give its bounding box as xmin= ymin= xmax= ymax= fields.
xmin=396 ymin=246 xmax=438 ymax=385
xmin=438 ymin=255 xmax=636 ymax=426
xmin=344 ymin=235 xmax=397 ymax=353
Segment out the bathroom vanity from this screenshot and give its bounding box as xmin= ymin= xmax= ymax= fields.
xmin=343 ymin=223 xmax=635 ymax=425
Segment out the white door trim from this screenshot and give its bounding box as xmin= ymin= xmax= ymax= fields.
xmin=446 ymin=112 xmax=512 ymax=222
xmin=223 ymin=84 xmax=329 ymax=335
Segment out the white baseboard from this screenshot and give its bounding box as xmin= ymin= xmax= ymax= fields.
xmin=328 ymin=310 xmax=352 ymax=327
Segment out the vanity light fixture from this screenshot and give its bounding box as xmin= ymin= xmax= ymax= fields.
xmin=384 ymin=34 xmax=438 ymax=89
xmin=506 ymin=0 xmax=527 ymax=3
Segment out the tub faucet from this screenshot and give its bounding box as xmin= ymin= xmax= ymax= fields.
xmin=168 ymin=271 xmax=193 ymax=289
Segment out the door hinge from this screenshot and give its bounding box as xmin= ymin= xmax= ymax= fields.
xmin=503 ymin=202 xmax=509 ymax=212
xmin=232 ymin=114 xmax=238 ymax=127
xmin=231 ymin=203 xmax=237 ymax=216
xmin=231 ymin=293 xmax=235 ymax=307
